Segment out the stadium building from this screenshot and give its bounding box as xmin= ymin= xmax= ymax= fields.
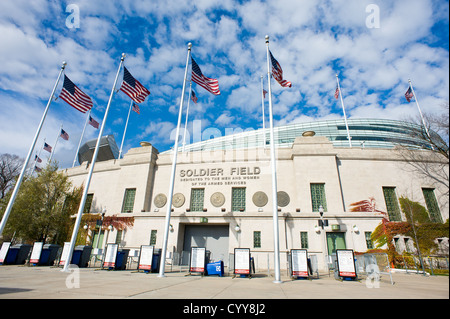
xmin=64 ymin=118 xmax=449 ymax=271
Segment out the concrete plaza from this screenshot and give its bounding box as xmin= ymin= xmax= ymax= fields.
xmin=0 ymin=265 xmax=448 ymax=299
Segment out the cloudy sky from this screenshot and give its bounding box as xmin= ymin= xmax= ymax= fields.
xmin=0 ymin=0 xmax=448 ymax=169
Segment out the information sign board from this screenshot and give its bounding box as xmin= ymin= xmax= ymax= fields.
xmin=234 ymin=248 xmax=250 ymax=275
xmin=59 ymin=242 xmax=71 ymax=266
xmin=0 ymin=242 xmax=11 ymax=264
xmin=138 ymin=245 xmax=154 ymax=271
xmin=291 ymin=249 xmax=309 ymax=277
xmin=336 ymin=249 xmax=356 ymax=278
xmin=103 ymin=244 xmax=118 ymax=268
xmin=190 ymin=247 xmax=206 ymax=273
xmin=29 ymin=242 xmax=43 ymax=264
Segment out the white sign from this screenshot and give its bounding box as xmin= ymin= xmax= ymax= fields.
xmin=190 ymin=247 xmax=206 ymax=273
xmin=336 ymin=249 xmax=356 ymax=277
xmin=138 ymin=245 xmax=154 ymax=271
xmin=103 ymin=244 xmax=118 ymax=268
xmin=291 ymin=249 xmax=309 ymax=277
xmin=234 ymin=248 xmax=250 ymax=275
xmin=59 ymin=242 xmax=71 ymax=266
xmin=0 ymin=242 xmax=11 ymax=264
xmin=30 ymin=242 xmax=44 ymax=264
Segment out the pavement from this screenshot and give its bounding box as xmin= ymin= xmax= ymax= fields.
xmin=0 ymin=265 xmax=448 ymax=300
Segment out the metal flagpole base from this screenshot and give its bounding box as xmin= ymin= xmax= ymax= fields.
xmin=272 ymin=280 xmax=283 ymax=284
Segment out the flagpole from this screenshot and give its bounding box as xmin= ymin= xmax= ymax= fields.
xmin=62 ymin=54 xmax=125 ymax=272
xmin=48 ymin=124 xmax=62 ymax=163
xmin=336 ymin=74 xmax=352 ymax=148
xmin=408 ymin=79 xmax=431 ymax=139
xmin=72 ymin=110 xmax=91 ymax=167
xmin=182 ymin=81 xmax=192 ymax=152
xmin=159 ymin=42 xmax=192 ymax=278
xmin=265 ymin=35 xmax=282 ymax=283
xmin=261 ymin=75 xmax=266 ymax=149
xmin=119 ymin=100 xmax=133 ymax=159
xmin=0 ymin=61 xmax=66 ymax=237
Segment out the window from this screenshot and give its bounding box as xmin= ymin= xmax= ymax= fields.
xmin=84 ymin=194 xmax=94 ymax=214
xmin=149 ymin=230 xmax=157 ymax=246
xmin=190 ymin=188 xmax=205 ymax=212
xmin=365 ymin=232 xmax=373 ymax=250
xmin=300 ymin=232 xmax=309 ymax=249
xmin=122 ymin=188 xmax=136 ymax=213
xmin=382 ymin=187 xmax=401 ymax=221
xmin=115 ymin=230 xmax=122 ymax=245
xmin=253 ymin=231 xmax=261 ymax=248
xmin=232 ymin=187 xmax=246 ymax=212
xmin=422 ymin=188 xmax=443 ymax=223
xmin=310 ymin=183 xmax=327 ymax=212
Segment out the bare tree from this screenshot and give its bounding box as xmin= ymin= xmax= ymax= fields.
xmin=398 ymin=102 xmax=449 ymax=199
xmin=0 ymin=153 xmax=24 ymax=199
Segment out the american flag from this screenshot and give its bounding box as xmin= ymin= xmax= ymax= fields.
xmin=34 ymin=166 xmax=42 ymax=172
xmin=60 ymin=129 xmax=69 ymax=141
xmin=59 ymin=75 xmax=93 ymax=113
xmin=43 ymin=142 xmax=52 ymax=153
xmin=405 ymin=86 xmax=414 ymax=102
xmin=132 ymin=102 xmax=140 ymax=114
xmin=263 ymin=89 xmax=268 ymax=99
xmin=269 ymin=51 xmax=292 ymax=88
xmin=89 ymin=116 xmax=99 ymax=129
xmin=120 ymin=67 xmax=150 ymax=104
xmin=191 ymin=57 xmax=220 ymax=95
xmin=334 ymin=85 xmax=340 ymax=99
xmin=35 ymin=155 xmax=42 ymax=163
xmin=191 ymin=90 xmax=198 ymax=104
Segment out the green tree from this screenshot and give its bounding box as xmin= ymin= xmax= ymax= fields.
xmin=0 ymin=162 xmax=82 ymax=245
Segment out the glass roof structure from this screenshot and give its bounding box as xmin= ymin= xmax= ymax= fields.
xmin=162 ymin=118 xmax=434 ymax=153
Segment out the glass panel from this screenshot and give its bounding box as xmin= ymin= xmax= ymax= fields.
xmin=422 ymin=188 xmax=443 ymax=223
xmin=310 ymin=183 xmax=327 ymax=212
xmin=190 ymin=188 xmax=205 ymax=212
xmin=382 ymin=187 xmax=401 ymax=221
xmin=253 ymin=231 xmax=261 ymax=248
xmin=300 ymin=232 xmax=309 ymax=249
xmin=232 ymin=187 xmax=246 ymax=212
xmin=122 ymin=188 xmax=136 ymax=213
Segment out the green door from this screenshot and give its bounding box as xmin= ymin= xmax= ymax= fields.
xmin=326 ymin=232 xmax=346 ymax=255
xmin=92 ymin=231 xmax=105 ymax=248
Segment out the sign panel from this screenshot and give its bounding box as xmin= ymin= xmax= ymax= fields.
xmin=190 ymin=247 xmax=206 ymax=273
xmin=138 ymin=245 xmax=154 ymax=271
xmin=59 ymin=242 xmax=71 ymax=266
xmin=291 ymin=249 xmax=309 ymax=277
xmin=0 ymin=242 xmax=11 ymax=264
xmin=336 ymin=249 xmax=356 ymax=278
xmin=234 ymin=248 xmax=250 ymax=275
xmin=103 ymin=244 xmax=118 ymax=268
xmin=29 ymin=242 xmax=44 ymax=264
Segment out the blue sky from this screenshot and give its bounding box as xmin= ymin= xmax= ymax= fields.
xmin=0 ymin=0 xmax=448 ymax=169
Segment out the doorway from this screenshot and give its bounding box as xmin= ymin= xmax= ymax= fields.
xmin=182 ymin=225 xmax=229 ymax=266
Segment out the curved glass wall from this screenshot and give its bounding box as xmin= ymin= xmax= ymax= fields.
xmin=162 ymin=118 xmax=435 ymax=153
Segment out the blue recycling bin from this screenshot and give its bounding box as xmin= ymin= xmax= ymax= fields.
xmin=5 ymin=244 xmax=32 ymax=265
xmin=115 ymin=249 xmax=129 ymax=270
xmin=206 ymin=261 xmax=224 ymax=277
xmin=39 ymin=244 xmax=60 ymax=266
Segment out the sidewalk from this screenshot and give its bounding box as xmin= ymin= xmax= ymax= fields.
xmin=0 ymin=265 xmax=448 ymax=299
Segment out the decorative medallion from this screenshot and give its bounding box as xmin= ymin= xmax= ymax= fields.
xmin=252 ymin=191 xmax=268 ymax=207
xmin=154 ymin=193 xmax=167 ymax=208
xmin=210 ymin=192 xmax=225 ymax=207
xmin=277 ymin=191 xmax=290 ymax=207
xmin=172 ymin=193 xmax=185 ymax=208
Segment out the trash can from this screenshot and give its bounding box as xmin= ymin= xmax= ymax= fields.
xmin=206 ymin=261 xmax=224 ymax=277
xmin=73 ymin=245 xmax=92 ymax=268
xmin=115 ymin=249 xmax=129 ymax=270
xmin=151 ymin=249 xmax=161 ymax=273
xmin=5 ymin=244 xmax=32 ymax=265
xmin=39 ymin=244 xmax=60 ymax=266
